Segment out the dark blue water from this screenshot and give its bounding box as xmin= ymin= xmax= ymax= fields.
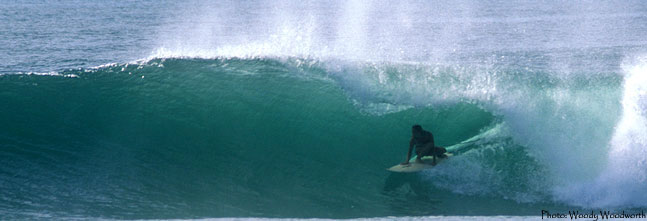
xmin=2 ymin=0 xmax=647 ymax=219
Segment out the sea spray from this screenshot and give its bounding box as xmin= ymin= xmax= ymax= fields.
xmin=553 ymin=55 xmax=647 ymax=208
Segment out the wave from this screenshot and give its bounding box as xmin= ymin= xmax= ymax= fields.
xmin=0 ymin=55 xmax=645 ymax=218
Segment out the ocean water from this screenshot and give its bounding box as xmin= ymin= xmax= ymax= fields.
xmin=2 ymin=0 xmax=647 ymax=219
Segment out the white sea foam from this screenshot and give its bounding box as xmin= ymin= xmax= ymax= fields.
xmin=553 ymin=55 xmax=647 ymax=208
xmin=5 ymin=71 xmax=80 ymax=78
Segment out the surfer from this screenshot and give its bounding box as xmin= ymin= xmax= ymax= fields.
xmin=401 ymin=125 xmax=447 ymax=166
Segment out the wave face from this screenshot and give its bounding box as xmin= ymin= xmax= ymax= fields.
xmin=3 ymin=0 xmax=647 ymax=219
xmin=2 ymin=56 xmax=645 ymax=218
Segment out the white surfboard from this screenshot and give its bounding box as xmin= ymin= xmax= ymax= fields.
xmin=387 ymin=153 xmax=453 ymax=173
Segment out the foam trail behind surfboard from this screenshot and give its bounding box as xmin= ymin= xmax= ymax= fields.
xmin=445 ymin=123 xmax=508 ymax=155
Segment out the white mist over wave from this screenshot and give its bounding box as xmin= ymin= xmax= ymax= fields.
xmin=152 ymin=0 xmax=462 ymax=61
xmin=554 ymin=55 xmax=647 ymax=208
xmin=150 ymin=0 xmax=470 ymax=61
xmin=150 ymin=0 xmax=645 ymax=72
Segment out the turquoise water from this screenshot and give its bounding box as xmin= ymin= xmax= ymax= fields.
xmin=2 ymin=0 xmax=647 ymax=219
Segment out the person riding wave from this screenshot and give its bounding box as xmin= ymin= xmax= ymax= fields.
xmin=401 ymin=124 xmax=447 ymax=166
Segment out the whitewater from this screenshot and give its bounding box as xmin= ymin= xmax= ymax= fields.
xmin=1 ymin=0 xmax=647 ymax=219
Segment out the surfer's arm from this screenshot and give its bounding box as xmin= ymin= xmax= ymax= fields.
xmin=402 ymin=137 xmax=414 ymax=165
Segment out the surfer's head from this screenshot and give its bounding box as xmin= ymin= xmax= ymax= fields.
xmin=412 ymin=124 xmax=423 ymax=135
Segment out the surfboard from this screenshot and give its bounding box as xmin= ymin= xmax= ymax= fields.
xmin=387 ymin=153 xmax=453 ymax=173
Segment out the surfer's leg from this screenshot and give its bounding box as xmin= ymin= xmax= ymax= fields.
xmin=421 ymin=143 xmax=435 ymax=156
xmin=414 ymin=148 xmax=424 ymax=163
xmin=413 ymin=143 xmax=431 ymax=163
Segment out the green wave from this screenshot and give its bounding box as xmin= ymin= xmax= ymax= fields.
xmin=0 ymin=57 xmax=626 ymax=218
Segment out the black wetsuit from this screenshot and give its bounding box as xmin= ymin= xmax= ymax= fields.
xmin=413 ymin=130 xmax=446 ymax=157
xmin=412 ymin=130 xmax=434 ymax=147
